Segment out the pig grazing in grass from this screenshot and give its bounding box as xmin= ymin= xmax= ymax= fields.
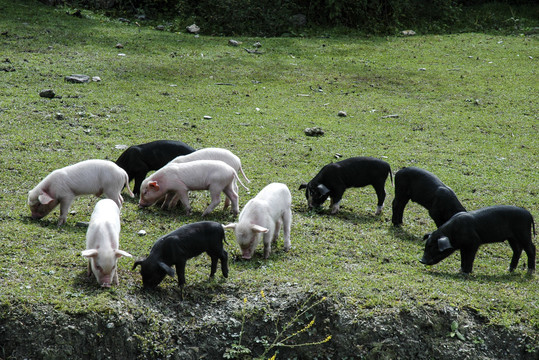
xmin=420 ymin=205 xmax=536 ymax=275
xmin=115 ymin=140 xmax=195 ymax=195
xmin=299 ymin=157 xmax=392 ymax=215
xmin=28 ymin=159 xmax=133 ymax=226
xmin=81 ymin=199 xmax=132 ymax=288
xmin=224 ymin=183 xmax=292 ymax=259
xmin=132 ymin=221 xmax=228 ymax=299
xmin=138 ymin=160 xmax=248 ymax=216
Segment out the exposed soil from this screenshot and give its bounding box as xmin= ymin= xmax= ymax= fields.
xmin=1 ymin=284 xmax=537 ymax=359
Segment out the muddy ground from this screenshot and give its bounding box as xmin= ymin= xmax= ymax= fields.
xmin=1 ymin=283 xmax=537 ymax=360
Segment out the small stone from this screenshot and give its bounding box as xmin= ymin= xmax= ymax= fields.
xmin=39 ymin=89 xmax=55 ymax=98
xmin=65 ymin=74 xmax=90 ymax=83
xmin=338 ymin=111 xmax=347 ymax=117
xmin=228 ymin=39 xmax=240 ymax=47
xmin=418 ymin=68 xmax=426 ymax=71
xmin=55 ymin=113 xmax=64 ymax=120
xmin=138 ymin=230 xmax=147 ymax=236
xmin=203 ymin=115 xmax=212 ymax=120
xmin=92 ymin=76 xmax=101 ymax=82
xmin=115 ymin=43 xmax=123 ymax=49
xmin=155 ymin=25 xmax=165 ymax=31
xmin=401 ymin=30 xmax=416 ymax=36
xmin=186 ymin=24 xmax=200 ymax=34
xmin=253 ymin=41 xmax=262 ymax=48
xmin=304 ymin=127 xmax=325 ymax=137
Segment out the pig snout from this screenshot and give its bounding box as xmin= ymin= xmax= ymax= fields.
xmin=241 ymin=251 xmax=252 ymax=260
xmin=99 ymin=275 xmax=113 ymax=288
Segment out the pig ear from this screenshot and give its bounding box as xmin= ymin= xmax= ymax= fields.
xmin=251 ymin=224 xmax=269 ymax=233
xmin=298 ymin=183 xmax=307 ymax=190
xmin=116 ymin=250 xmax=133 ymax=258
xmin=81 ymin=249 xmax=98 ymax=258
xmin=317 ymin=184 xmax=330 ymax=196
xmin=38 ymin=191 xmax=55 ymax=205
xmin=437 ymin=236 xmax=453 ymax=252
xmin=148 ymin=181 xmax=160 ymax=191
xmin=223 ymin=223 xmax=237 ymax=230
xmin=158 ymin=261 xmax=175 ymax=277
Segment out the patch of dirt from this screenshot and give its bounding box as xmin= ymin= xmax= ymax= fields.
xmin=1 ymin=285 xmax=537 ymax=359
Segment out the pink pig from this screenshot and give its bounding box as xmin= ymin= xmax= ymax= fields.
xmin=169 ymin=147 xmax=250 ymax=209
xmin=81 ymin=199 xmax=132 ymax=288
xmin=224 ymin=183 xmax=292 ymax=259
xmin=27 ymin=159 xmax=134 ymax=226
xmin=139 ymin=160 xmax=248 ymax=216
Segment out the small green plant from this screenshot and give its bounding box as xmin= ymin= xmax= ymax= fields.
xmin=449 ymin=320 xmax=465 ymax=341
xmin=224 ymin=291 xmax=332 ymax=359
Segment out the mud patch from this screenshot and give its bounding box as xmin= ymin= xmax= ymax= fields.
xmin=1 ymin=287 xmax=537 ymax=359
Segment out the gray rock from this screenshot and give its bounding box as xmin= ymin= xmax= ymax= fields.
xmin=39 ymin=89 xmax=55 ymax=98
xmin=186 ymin=24 xmax=200 ymax=34
xmin=304 ymin=127 xmax=325 ymax=137
xmin=155 ymin=25 xmax=165 ymax=31
xmin=65 ymin=74 xmax=90 ymax=83
xmin=228 ymin=39 xmax=240 ymax=47
xmin=338 ymin=111 xmax=347 ymax=117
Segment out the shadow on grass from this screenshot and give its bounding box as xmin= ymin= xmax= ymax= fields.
xmin=389 ymin=224 xmax=424 ymax=242
xmin=425 ymin=269 xmax=534 ymax=283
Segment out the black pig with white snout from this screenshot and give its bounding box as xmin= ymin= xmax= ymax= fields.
xmin=420 ymin=205 xmax=536 ymax=275
xmin=299 ymin=157 xmax=392 ymax=215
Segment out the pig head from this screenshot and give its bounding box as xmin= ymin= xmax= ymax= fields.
xmin=421 ymin=205 xmax=536 ymax=275
xmin=225 ymin=183 xmax=292 ymax=259
xmin=82 ymin=199 xmax=132 ymax=287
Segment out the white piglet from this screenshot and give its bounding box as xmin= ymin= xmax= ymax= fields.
xmin=81 ymin=199 xmax=132 ymax=288
xmin=139 ymin=160 xmax=248 ymax=216
xmin=169 ymin=147 xmax=250 ymax=183
xmin=225 ymin=183 xmax=292 ymax=259
xmin=28 ymin=159 xmax=133 ymax=226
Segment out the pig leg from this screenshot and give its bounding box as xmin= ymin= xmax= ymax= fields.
xmin=57 ymin=195 xmax=75 ymax=226
xmin=391 ymin=195 xmax=409 ymax=226
xmin=272 ymin=220 xmax=281 ymax=243
xmin=174 ymin=190 xmax=191 ymax=215
xmin=103 ymin=189 xmax=123 ymax=209
xmin=176 ymin=258 xmax=187 ymax=300
xmin=460 ymin=245 xmax=479 ymax=274
xmin=209 ymin=254 xmax=219 ymax=279
xmin=223 ymin=179 xmax=238 ymax=210
xmin=201 ymin=187 xmax=223 ymax=216
xmin=372 ymin=182 xmax=386 ymax=215
xmin=222 ymin=184 xmax=239 ymax=216
xmin=220 ymin=250 xmax=229 ymax=278
xmin=113 ymin=269 xmax=119 ymax=286
xmin=329 ymin=197 xmax=342 ymax=214
xmin=508 ymin=239 xmax=523 ymax=272
xmin=263 ymin=230 xmax=274 ymax=259
xmin=282 ymin=208 xmax=292 ymax=251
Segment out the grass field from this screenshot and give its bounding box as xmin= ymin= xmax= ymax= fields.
xmin=0 ymin=0 xmax=538 ymax=354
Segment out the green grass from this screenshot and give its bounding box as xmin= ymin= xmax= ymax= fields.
xmin=0 ymin=0 xmax=538 ymax=336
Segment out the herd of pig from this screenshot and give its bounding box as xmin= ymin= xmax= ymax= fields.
xmin=27 ymin=140 xmax=536 ymax=295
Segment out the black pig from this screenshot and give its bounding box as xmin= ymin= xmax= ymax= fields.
xmin=392 ymin=167 xmax=466 ymax=227
xmin=420 ymin=205 xmax=536 ymax=275
xmin=132 ymin=221 xmax=228 ymax=299
xmin=299 ymin=157 xmax=392 ymax=215
xmin=116 ymin=140 xmax=195 ymax=195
